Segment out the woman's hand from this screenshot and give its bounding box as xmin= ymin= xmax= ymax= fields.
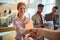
xmin=25 ymin=28 xmax=41 ymax=40
xmin=24 ymin=34 xmax=30 ymax=40
xmin=35 ymin=34 xmax=41 ymax=40
xmin=25 ymin=21 xmax=33 ymax=30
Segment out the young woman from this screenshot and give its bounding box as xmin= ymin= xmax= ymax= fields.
xmin=13 ymin=2 xmax=31 ymax=40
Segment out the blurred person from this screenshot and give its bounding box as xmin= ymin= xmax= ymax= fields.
xmin=9 ymin=9 xmax=11 ymax=14
xmin=45 ymin=6 xmax=59 ymax=30
xmin=8 ymin=9 xmax=12 ymax=24
xmin=32 ymin=4 xmax=45 ymax=40
xmin=4 ymin=10 xmax=9 ymax=16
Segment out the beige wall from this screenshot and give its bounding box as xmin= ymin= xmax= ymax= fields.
xmin=0 ymin=4 xmax=17 ymax=16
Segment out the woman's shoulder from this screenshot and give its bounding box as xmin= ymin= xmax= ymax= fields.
xmin=25 ymin=17 xmax=32 ymax=23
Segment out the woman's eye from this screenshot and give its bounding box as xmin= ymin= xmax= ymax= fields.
xmin=20 ymin=8 xmax=25 ymax=10
xmin=20 ymin=8 xmax=22 ymax=10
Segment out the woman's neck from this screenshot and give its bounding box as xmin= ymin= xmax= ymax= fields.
xmin=18 ymin=14 xmax=25 ymax=21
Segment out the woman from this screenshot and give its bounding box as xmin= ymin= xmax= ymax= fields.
xmin=13 ymin=2 xmax=31 ymax=40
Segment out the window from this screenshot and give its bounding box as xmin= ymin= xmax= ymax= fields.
xmin=25 ymin=0 xmax=56 ymax=18
xmin=41 ymin=0 xmax=56 ymax=16
xmin=25 ymin=0 xmax=42 ymax=18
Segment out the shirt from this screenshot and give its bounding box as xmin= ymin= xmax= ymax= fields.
xmin=13 ymin=17 xmax=30 ymax=40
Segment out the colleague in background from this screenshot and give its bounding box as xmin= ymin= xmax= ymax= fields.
xmin=32 ymin=4 xmax=45 ymax=40
xmin=4 ymin=10 xmax=9 ymax=16
xmin=8 ymin=9 xmax=12 ymax=24
xmin=9 ymin=9 xmax=11 ymax=14
xmin=45 ymin=6 xmax=59 ymax=30
xmin=32 ymin=4 xmax=46 ymax=28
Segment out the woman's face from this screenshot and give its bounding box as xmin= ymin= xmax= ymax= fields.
xmin=18 ymin=5 xmax=26 ymax=15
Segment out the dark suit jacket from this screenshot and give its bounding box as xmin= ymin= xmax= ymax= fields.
xmin=45 ymin=13 xmax=59 ymax=26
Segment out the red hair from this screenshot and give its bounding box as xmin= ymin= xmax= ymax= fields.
xmin=17 ymin=2 xmax=26 ymax=17
xmin=17 ymin=2 xmax=26 ymax=10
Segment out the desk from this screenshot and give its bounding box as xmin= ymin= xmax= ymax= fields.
xmin=0 ymin=27 xmax=60 ymax=40
xmin=0 ymin=31 xmax=16 ymax=40
xmin=0 ymin=27 xmax=15 ymax=40
xmin=0 ymin=27 xmax=15 ymax=32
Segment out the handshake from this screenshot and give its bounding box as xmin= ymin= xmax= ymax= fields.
xmin=24 ymin=21 xmax=41 ymax=40
xmin=25 ymin=28 xmax=41 ymax=40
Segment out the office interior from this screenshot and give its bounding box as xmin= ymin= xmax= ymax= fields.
xmin=0 ymin=0 xmax=60 ymax=40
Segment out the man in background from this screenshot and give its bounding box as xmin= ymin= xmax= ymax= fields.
xmin=45 ymin=6 xmax=59 ymax=30
xmin=4 ymin=10 xmax=9 ymax=16
xmin=32 ymin=4 xmax=45 ymax=40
